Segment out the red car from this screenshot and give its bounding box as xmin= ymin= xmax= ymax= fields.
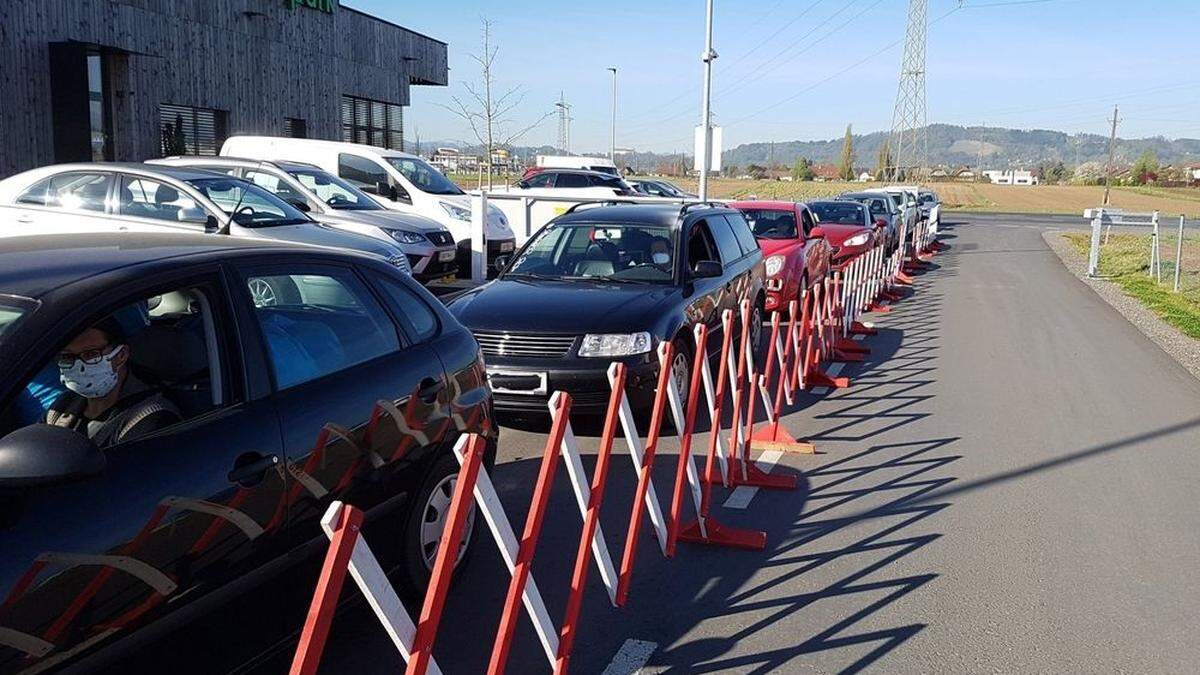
xmin=807 ymin=200 xmax=881 ymax=264
xmin=732 ymin=200 xmax=831 ymax=313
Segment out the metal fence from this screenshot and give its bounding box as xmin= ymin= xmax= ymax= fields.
xmin=1084 ymin=208 xmax=1193 ymax=293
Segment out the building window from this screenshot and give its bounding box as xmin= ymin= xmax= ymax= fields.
xmin=341 ymin=95 xmax=403 ymax=150
xmin=284 ymin=117 xmax=308 ymax=139
xmin=159 ymin=103 xmax=228 ymax=156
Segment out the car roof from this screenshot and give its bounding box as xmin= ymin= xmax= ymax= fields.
xmin=0 ymin=233 xmax=316 ymax=298
xmin=40 ymin=162 xmax=230 ymax=182
xmin=838 ymin=192 xmax=885 ymax=200
xmin=555 ymin=203 xmax=731 ymax=228
xmin=160 ymin=156 xmax=324 ymax=173
xmin=728 ymin=200 xmax=802 ymax=211
xmin=541 ymin=168 xmax=618 ymax=177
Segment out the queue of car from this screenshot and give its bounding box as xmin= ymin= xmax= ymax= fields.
xmin=0 ymin=141 xmax=939 ymax=672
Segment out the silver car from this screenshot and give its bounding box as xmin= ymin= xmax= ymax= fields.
xmin=0 ymin=163 xmax=413 ymax=283
xmin=149 ymin=156 xmax=458 ymax=281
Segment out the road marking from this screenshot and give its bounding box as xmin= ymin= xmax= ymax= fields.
xmin=722 ymin=450 xmax=783 ymax=510
xmin=601 ymin=639 xmax=658 ymax=675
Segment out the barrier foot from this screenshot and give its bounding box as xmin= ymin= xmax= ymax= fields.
xmin=831 ymin=349 xmax=866 ymax=363
xmin=880 ymin=289 xmax=905 ymax=302
xmin=732 ymin=461 xmax=798 ymax=490
xmin=932 ymin=241 xmax=949 ymax=251
xmin=834 ymin=337 xmax=870 ymax=354
xmin=678 ymin=518 xmax=766 ymax=551
xmin=850 ymin=321 xmax=877 ymax=336
xmin=866 ymin=302 xmax=892 ymax=313
xmin=917 ymin=252 xmax=934 ymax=262
xmin=750 ymin=423 xmax=816 ymax=454
xmin=804 ymin=368 xmax=850 ymax=390
xmin=894 ymin=271 xmax=915 ymax=285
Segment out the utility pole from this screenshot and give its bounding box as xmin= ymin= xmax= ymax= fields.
xmin=698 ymin=0 xmax=717 ymax=200
xmin=1103 ymin=105 xmax=1120 ymax=206
xmin=886 ymin=0 xmax=928 ymax=181
xmin=607 ymin=68 xmax=618 ymax=160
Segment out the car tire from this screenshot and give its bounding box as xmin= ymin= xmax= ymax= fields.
xmin=247 ymin=276 xmax=300 ymax=307
xmin=395 ymin=450 xmax=481 ymax=596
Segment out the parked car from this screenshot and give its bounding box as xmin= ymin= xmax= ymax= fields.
xmin=447 ymin=203 xmax=766 ymax=417
xmin=917 ymin=188 xmax=941 ymax=233
xmin=0 ymin=232 xmax=494 ymax=674
xmin=806 ymin=200 xmax=879 ymax=263
xmin=220 ymin=136 xmax=517 ymax=276
xmin=498 ymin=169 xmax=636 ymax=198
xmin=148 ymin=156 xmax=459 ymax=282
xmin=0 ymin=163 xmax=414 ymax=281
xmin=523 ymin=155 xmax=619 ymax=180
xmin=627 ymin=179 xmax=697 ymax=199
xmin=868 ymin=186 xmax=921 ymax=235
xmin=730 ymin=200 xmax=831 ymax=314
xmin=836 ymin=191 xmax=899 ymax=251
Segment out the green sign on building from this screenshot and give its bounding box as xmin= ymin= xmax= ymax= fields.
xmin=287 ymin=0 xmax=337 ymax=13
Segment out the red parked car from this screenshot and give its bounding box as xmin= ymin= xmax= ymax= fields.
xmin=807 ymin=200 xmax=880 ymax=264
xmin=731 ymin=200 xmax=831 ymax=313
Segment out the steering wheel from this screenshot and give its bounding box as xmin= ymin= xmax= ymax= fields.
xmin=326 ymin=194 xmax=350 ymax=206
xmin=236 ymin=206 xmax=257 ymax=217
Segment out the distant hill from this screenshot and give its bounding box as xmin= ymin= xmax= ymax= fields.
xmin=721 ymin=124 xmax=1200 ymax=171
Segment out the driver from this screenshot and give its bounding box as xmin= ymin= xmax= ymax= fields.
xmin=46 ymin=318 xmax=181 ymax=448
xmin=649 ymin=237 xmax=672 ymax=268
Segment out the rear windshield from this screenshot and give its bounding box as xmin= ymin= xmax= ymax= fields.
xmin=810 ymin=202 xmax=866 ymax=226
xmin=0 ymin=297 xmax=33 ymax=347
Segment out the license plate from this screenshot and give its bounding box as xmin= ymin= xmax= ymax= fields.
xmin=486 ymin=369 xmax=547 ymax=395
xmin=500 ymin=241 xmax=514 ymax=252
xmin=438 ymin=250 xmax=456 ymax=262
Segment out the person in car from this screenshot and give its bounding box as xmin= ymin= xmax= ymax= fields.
xmin=649 ymin=236 xmax=672 ymax=269
xmin=46 ymin=318 xmax=181 ymax=448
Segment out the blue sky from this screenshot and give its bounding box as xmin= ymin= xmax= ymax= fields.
xmin=350 ymin=0 xmax=1200 ymax=154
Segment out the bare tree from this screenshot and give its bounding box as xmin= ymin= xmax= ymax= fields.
xmin=441 ymin=18 xmax=553 ymax=189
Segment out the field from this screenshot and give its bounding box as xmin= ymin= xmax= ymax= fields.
xmin=451 ymin=172 xmax=1200 ymax=218
xmin=1063 ymin=231 xmax=1200 ymax=338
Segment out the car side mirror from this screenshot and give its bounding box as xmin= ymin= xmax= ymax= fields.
xmin=178 ymin=206 xmax=209 ymax=225
xmin=692 ymin=260 xmax=723 ymax=279
xmin=809 ymin=227 xmax=826 ymax=239
xmin=0 ymin=424 xmax=105 ymax=488
xmin=287 ymin=199 xmax=311 ymax=213
xmin=875 ymin=217 xmax=888 ymax=229
xmin=373 ymin=180 xmax=400 ymax=202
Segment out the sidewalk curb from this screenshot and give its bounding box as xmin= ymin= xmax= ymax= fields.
xmin=1042 ymin=229 xmax=1200 ymax=383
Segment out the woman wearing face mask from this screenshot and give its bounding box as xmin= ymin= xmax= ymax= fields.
xmin=46 ymin=319 xmax=182 ymax=448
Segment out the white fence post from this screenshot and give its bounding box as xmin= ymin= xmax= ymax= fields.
xmin=1088 ymin=209 xmax=1103 ymax=278
xmin=1176 ymin=214 xmax=1186 ymax=293
xmin=471 ymin=192 xmax=488 ymax=283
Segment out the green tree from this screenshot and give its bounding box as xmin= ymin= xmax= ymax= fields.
xmin=875 ymin=140 xmax=892 ymax=180
xmin=1131 ymin=151 xmax=1159 ymax=185
xmin=747 ymin=164 xmax=767 ymax=179
xmin=792 ymin=157 xmax=814 ymax=181
xmin=1041 ymin=160 xmax=1069 ymax=184
xmin=838 ymin=125 xmax=856 ymax=181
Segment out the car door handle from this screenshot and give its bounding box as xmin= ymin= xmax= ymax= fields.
xmin=228 ymin=453 xmax=280 ymax=486
xmin=15 ymin=214 xmax=33 ymax=224
xmin=417 ymin=377 xmax=446 ymax=403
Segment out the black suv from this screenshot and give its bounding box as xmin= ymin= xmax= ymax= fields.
xmin=448 ymin=202 xmax=766 ymax=417
xmin=517 ymin=169 xmax=636 ymax=196
xmin=0 ymin=233 xmax=494 ymax=673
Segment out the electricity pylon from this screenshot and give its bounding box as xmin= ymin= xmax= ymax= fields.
xmin=886 ymin=0 xmax=929 ymax=181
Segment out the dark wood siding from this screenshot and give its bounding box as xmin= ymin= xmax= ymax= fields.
xmin=0 ymin=0 xmax=447 ymax=177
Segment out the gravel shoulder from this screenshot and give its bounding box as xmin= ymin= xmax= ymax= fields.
xmin=1043 ymin=228 xmax=1200 ymax=382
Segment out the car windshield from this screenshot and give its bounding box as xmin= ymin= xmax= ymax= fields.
xmin=811 ymin=202 xmax=866 ymax=226
xmin=504 ymin=222 xmax=677 ymax=284
xmin=385 ymin=156 xmax=464 ymax=195
xmin=287 ymin=168 xmax=384 ymax=211
xmin=919 ymin=193 xmax=936 ymax=205
xmin=0 ymin=299 xmax=31 ymax=347
xmin=888 ymin=193 xmax=904 ymax=208
xmin=185 ymin=177 xmax=311 ymax=227
xmin=740 ymin=209 xmax=798 ymax=240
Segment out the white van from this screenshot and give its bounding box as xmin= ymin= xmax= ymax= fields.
xmin=221 ymin=136 xmax=517 ymax=275
xmin=534 ymin=155 xmax=619 ymax=176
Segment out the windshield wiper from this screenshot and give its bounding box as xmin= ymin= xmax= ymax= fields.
xmin=563 ymin=276 xmax=655 ymax=285
xmin=503 ymin=272 xmax=559 ymax=281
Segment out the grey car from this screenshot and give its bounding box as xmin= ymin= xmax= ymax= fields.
xmin=837 ymin=191 xmax=899 ymax=251
xmin=0 ymin=163 xmax=413 ymax=296
xmin=149 ymin=157 xmax=459 ymax=281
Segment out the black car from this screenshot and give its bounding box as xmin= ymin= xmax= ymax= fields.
xmin=448 ymin=203 xmax=766 ymax=417
xmin=517 ymin=169 xmax=636 ymax=196
xmin=0 ymin=233 xmax=494 ymax=673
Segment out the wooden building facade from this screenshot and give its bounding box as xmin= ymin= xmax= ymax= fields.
xmin=0 ymin=0 xmax=448 ymax=178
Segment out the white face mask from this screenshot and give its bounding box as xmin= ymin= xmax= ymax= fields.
xmin=652 ymin=252 xmax=670 ymax=265
xmin=59 ymin=345 xmax=124 ymax=399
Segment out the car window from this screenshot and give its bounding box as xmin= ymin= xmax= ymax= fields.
xmin=16 ymin=172 xmax=111 ymax=212
xmin=740 ymin=209 xmax=797 ymax=240
xmin=184 ymin=177 xmax=308 ymax=227
xmin=811 ymin=202 xmax=867 ymax=226
xmin=290 ymin=168 xmax=383 ymax=211
xmin=688 ymin=220 xmax=720 ymax=267
xmin=525 ymin=173 xmax=554 ymax=188
xmin=2 ymin=285 xmax=222 ymax=445
xmin=244 ymin=270 xmax=400 ymax=390
xmin=868 ymin=199 xmax=888 ymax=218
xmin=372 ymin=274 xmax=439 ymax=343
xmin=117 ymin=176 xmax=200 ymax=222
xmin=338 ymin=153 xmax=389 ymax=190
xmin=595 ymin=175 xmax=627 ymax=190
xmin=506 ymin=222 xmax=677 ymax=283
xmin=245 ymin=170 xmax=309 ymax=206
xmin=709 ymin=214 xmax=746 ymax=261
xmin=725 ymin=213 xmax=760 ymax=256
xmin=556 ymin=173 xmax=589 ymax=188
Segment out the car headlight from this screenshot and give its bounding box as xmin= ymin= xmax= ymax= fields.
xmin=843 ymin=233 xmax=870 ymax=247
xmin=388 ymin=229 xmax=427 ymax=245
xmin=440 ymin=201 xmax=472 ymax=221
xmin=764 ymin=255 xmax=785 ymax=277
xmin=578 ymin=332 xmax=652 ymax=358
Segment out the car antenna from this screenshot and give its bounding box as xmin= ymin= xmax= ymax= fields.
xmin=222 ymin=160 xmax=267 ymax=234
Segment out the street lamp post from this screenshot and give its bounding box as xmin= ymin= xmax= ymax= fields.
xmin=699 ymin=0 xmax=717 ymax=200
xmin=607 ymin=67 xmax=617 ymax=161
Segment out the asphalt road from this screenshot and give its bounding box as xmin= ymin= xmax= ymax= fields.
xmin=301 ymin=213 xmax=1200 ymax=673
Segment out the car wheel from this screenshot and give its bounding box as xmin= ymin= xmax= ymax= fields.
xmin=749 ymin=302 xmax=764 ymax=357
xmin=247 ymin=276 xmax=300 ymax=307
xmin=396 ymin=452 xmax=478 ymax=595
xmin=670 ymin=336 xmax=693 ymax=410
